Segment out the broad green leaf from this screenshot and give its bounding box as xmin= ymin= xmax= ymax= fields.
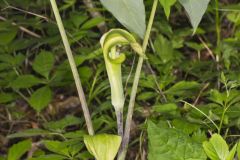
xmin=203 ymin=134 xmax=229 ymax=160
xmin=159 ymin=0 xmax=176 ymax=19
xmin=10 ymin=75 xmax=42 ymax=89
xmin=148 ymin=121 xmax=206 ymax=160
xmin=43 ymin=140 xmax=70 ymax=157
xmin=29 ymin=86 xmax=52 ymax=112
xmin=84 ymin=134 xmax=121 ymax=160
xmin=100 ymin=0 xmax=146 ymax=38
xmin=8 ymin=139 xmax=31 ymax=160
xmin=203 ymin=141 xmax=220 ymax=160
xmin=33 ymin=51 xmax=55 ymax=78
xmin=178 ymin=0 xmax=210 ymax=33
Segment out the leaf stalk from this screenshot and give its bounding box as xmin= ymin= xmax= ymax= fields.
xmin=49 ymin=0 xmax=94 ymax=135
xmin=117 ymin=0 xmax=158 ymax=159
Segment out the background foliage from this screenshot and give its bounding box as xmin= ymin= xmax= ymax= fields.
xmin=0 ymin=0 xmax=240 ymax=159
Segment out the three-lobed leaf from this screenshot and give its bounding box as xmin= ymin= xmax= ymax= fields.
xmin=178 ymin=0 xmax=210 ymax=33
xmin=100 ymin=0 xmax=146 ymax=38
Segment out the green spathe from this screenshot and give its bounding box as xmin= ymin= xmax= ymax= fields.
xmin=100 ymin=29 xmax=144 ymax=111
xmin=84 ymin=134 xmax=121 ymax=160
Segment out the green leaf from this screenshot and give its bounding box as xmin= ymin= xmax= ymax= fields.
xmin=43 ymin=115 xmax=81 ymax=131
xmin=81 ymin=17 xmax=105 ymax=30
xmin=153 ymin=103 xmax=177 ymax=113
xmin=0 ymin=93 xmax=15 ymax=104
xmin=137 ymin=92 xmax=157 ymax=101
xmin=178 ymin=0 xmax=210 ymax=33
xmin=159 ymin=0 xmax=176 ymax=19
xmin=154 ymin=34 xmax=174 ymax=63
xmin=29 ymin=86 xmax=52 ymax=112
xmin=192 ymin=130 xmax=207 ymax=143
xmin=8 ymin=139 xmax=32 ymax=160
xmin=208 ymin=89 xmax=225 ymax=106
xmin=203 ymin=134 xmax=229 ymax=160
xmin=29 ymin=154 xmax=65 ymax=160
xmin=226 ymin=144 xmax=237 ymax=160
xmin=43 ymin=140 xmax=70 ymax=157
xmin=100 ymin=0 xmax=146 ymax=38
xmin=84 ymin=134 xmax=121 ymax=160
xmin=237 ymin=142 xmax=240 ymax=160
xmin=172 ymin=119 xmax=199 ymax=134
xmin=10 ymin=75 xmax=42 ymax=89
xmin=33 ymin=51 xmax=55 ymax=78
xmin=148 ymin=121 xmax=206 ymax=160
xmin=7 ymin=129 xmax=51 ymax=139
xmin=0 ymin=22 xmax=18 ymax=45
xmin=78 ymin=66 xmax=93 ymax=83
xmin=165 ymin=81 xmax=201 ymax=97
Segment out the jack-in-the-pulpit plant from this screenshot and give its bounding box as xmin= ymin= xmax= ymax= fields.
xmin=100 ymin=29 xmax=145 ymax=136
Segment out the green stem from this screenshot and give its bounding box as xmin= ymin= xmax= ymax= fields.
xmin=117 ymin=0 xmax=158 ymax=159
xmin=215 ymin=0 xmax=220 ymax=48
xmin=49 ymin=0 xmax=94 ymax=135
xmin=116 ymin=110 xmax=124 ymax=138
xmin=218 ymin=104 xmax=230 ymax=134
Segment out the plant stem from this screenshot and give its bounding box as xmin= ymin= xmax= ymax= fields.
xmin=118 ymin=0 xmax=158 ymax=159
xmin=218 ymin=108 xmax=226 ymax=134
xmin=215 ymin=0 xmax=221 ymax=47
xmin=218 ymin=104 xmax=230 ymax=134
xmin=116 ymin=110 xmax=124 ymax=138
xmin=49 ymin=0 xmax=94 ymax=135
